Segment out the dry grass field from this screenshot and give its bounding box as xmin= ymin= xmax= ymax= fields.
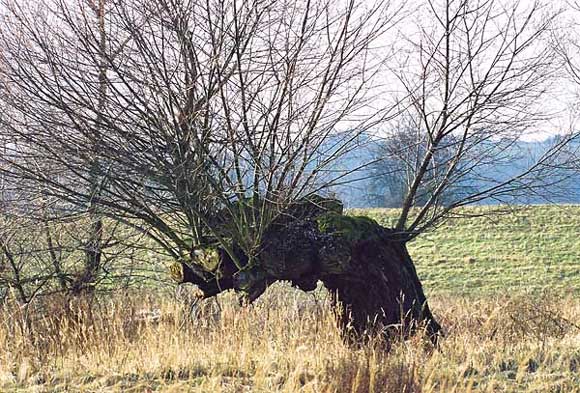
xmin=0 ymin=288 xmax=579 ymax=392
xmin=1 ymin=205 xmax=579 ymax=392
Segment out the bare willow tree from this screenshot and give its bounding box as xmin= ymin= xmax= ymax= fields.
xmin=5 ymin=0 xmax=577 ymax=345
xmin=1 ymin=0 xmax=445 ymax=342
xmin=0 ymin=0 xmax=111 ymax=294
xmin=0 ymin=150 xmax=144 ymax=303
xmin=377 ymin=0 xmax=577 ymax=236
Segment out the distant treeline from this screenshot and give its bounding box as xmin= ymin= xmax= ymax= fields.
xmin=331 ymin=136 xmax=580 ymax=208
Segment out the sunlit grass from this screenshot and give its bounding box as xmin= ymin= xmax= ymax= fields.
xmin=1 ymin=205 xmax=579 ymax=391
xmin=1 ymin=287 xmax=579 ymax=392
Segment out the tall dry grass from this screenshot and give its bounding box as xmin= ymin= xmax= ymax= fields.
xmin=1 ymin=284 xmax=579 ymax=392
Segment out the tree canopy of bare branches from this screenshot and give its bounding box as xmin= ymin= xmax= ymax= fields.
xmin=0 ymin=0 xmax=399 ymax=270
xmin=375 ymin=0 xmax=578 ymax=236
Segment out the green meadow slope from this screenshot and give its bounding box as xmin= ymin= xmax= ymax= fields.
xmin=354 ymin=205 xmax=580 ymax=295
xmin=13 ymin=204 xmax=575 ymax=296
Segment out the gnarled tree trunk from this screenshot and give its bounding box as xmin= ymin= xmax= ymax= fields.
xmin=322 ymin=237 xmax=441 ymax=343
xmin=170 ymin=200 xmax=442 ymax=344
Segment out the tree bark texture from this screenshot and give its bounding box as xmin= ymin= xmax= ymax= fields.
xmin=170 ymin=200 xmax=442 ymax=344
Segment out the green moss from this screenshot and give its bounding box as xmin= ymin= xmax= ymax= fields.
xmin=192 ymin=247 xmax=220 ymax=273
xmin=316 ymin=213 xmax=381 ymax=243
xmin=168 ymin=262 xmax=184 ymax=283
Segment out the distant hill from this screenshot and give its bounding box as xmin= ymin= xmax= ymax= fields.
xmin=328 ymin=135 xmax=580 ymax=208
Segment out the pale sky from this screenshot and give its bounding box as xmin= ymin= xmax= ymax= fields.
xmin=1 ymin=0 xmax=579 ymax=141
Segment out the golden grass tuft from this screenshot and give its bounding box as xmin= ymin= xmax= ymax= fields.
xmin=1 ymin=284 xmax=579 ymax=392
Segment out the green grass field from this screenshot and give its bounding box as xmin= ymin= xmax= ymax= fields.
xmin=353 ymin=205 xmax=580 ymax=295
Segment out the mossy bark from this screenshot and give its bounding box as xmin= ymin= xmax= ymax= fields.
xmin=171 ymin=202 xmax=442 ymax=344
xmin=259 ymin=214 xmax=442 ymax=344
xmin=322 ymin=235 xmax=441 ymax=343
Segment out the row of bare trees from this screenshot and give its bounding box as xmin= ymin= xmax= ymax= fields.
xmin=0 ymin=0 xmax=579 ymax=305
